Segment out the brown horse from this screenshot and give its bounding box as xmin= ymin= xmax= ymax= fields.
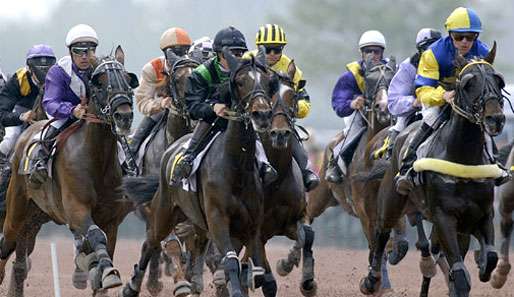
xmin=237 ymin=61 xmax=316 ymax=297
xmin=491 ymin=143 xmax=514 ymax=289
xmin=120 ymin=49 xmax=276 ymax=297
xmin=0 ymin=47 xmax=137 ymax=297
xmin=360 ymin=47 xmax=505 ymax=297
xmin=132 ymin=51 xmax=200 ymax=296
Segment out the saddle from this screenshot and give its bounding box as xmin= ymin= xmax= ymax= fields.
xmin=18 ymin=120 xmax=83 ymax=177
xmin=135 ymin=113 xmax=167 ymax=168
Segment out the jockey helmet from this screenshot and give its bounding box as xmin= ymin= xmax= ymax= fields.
xmin=256 ymin=24 xmax=287 ymax=45
xmin=65 ymin=24 xmax=98 ymax=47
xmin=415 ymin=28 xmax=442 ymax=51
xmin=359 ymin=30 xmax=386 ymax=49
xmin=159 ymin=27 xmax=192 ymax=51
xmin=213 ymin=26 xmax=248 ymax=52
xmin=26 ymin=44 xmax=56 ymax=83
xmin=445 ymin=7 xmax=482 ymax=33
xmin=189 ymin=36 xmax=214 ymax=62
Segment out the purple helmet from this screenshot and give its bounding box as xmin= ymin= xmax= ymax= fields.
xmin=26 ymin=44 xmax=56 ymax=60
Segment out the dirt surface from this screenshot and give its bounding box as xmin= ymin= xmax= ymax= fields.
xmin=0 ymin=238 xmax=513 ymax=297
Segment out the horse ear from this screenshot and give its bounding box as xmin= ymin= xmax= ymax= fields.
xmin=484 ymin=41 xmax=497 ymax=65
xmin=127 ymin=72 xmax=139 ymax=88
xmin=256 ymin=45 xmax=267 ymax=66
xmin=115 ymin=46 xmax=125 ymax=65
xmin=222 ymin=47 xmax=240 ymax=73
xmin=454 ymin=54 xmax=468 ymax=70
xmin=297 ymin=79 xmax=306 ymax=90
xmin=387 ymin=56 xmax=396 ymax=70
xmin=165 ymin=48 xmax=179 ymax=68
xmin=287 ymin=60 xmax=296 ymax=80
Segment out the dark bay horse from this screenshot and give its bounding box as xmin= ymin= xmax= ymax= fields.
xmin=239 ymin=61 xmax=317 ymax=297
xmin=120 ymin=49 xmax=276 ymax=297
xmin=133 ymin=51 xmax=200 ymax=295
xmin=360 ymin=46 xmax=505 ymax=297
xmin=0 ymin=47 xmax=137 ymax=297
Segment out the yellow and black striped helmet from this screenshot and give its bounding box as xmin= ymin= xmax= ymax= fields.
xmin=256 ymin=24 xmax=287 ymax=45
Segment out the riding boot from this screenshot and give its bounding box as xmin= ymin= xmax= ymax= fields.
xmin=0 ymin=152 xmax=10 ymax=217
xmin=29 ymin=126 xmax=60 ymax=186
xmin=326 ymin=115 xmax=367 ymax=184
xmin=490 ymin=139 xmax=512 ymax=186
xmin=129 ymin=116 xmax=157 ymax=154
xmin=291 ymin=136 xmax=319 ymax=192
xmin=169 ymin=121 xmax=213 ymax=186
xmin=394 ymin=123 xmax=433 ymax=195
xmin=385 ymin=129 xmax=400 ymax=160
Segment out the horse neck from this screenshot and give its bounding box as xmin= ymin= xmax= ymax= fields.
xmin=83 ymin=122 xmax=118 ymax=164
xmin=165 ymin=111 xmax=190 ymax=144
xmin=441 ymin=112 xmax=485 ymax=164
xmin=224 ymin=120 xmax=256 ymax=170
xmin=367 ymin=111 xmax=387 ymax=140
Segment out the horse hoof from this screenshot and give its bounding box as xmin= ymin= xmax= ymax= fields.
xmin=101 ymin=267 xmax=123 ymax=289
xmin=490 ymin=260 xmax=511 ymax=289
xmin=118 ymin=284 xmax=140 ymax=297
xmin=300 ymin=279 xmax=317 ymax=297
xmin=479 ymin=251 xmax=498 ymax=282
xmin=359 ymin=274 xmax=381 ymax=295
xmin=146 ymin=280 xmax=164 ymax=296
xmin=213 ymin=268 xmax=226 ymax=286
xmin=174 ymin=280 xmax=192 ymax=297
xmin=276 ymin=259 xmax=294 ymax=277
xmin=419 ymin=255 xmax=437 ymax=278
xmin=72 ymin=266 xmax=88 ymax=289
xmin=388 ymin=239 xmax=408 ymax=265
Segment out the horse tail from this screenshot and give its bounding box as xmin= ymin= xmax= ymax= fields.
xmin=497 ymin=141 xmax=514 ymax=166
xmin=353 ymin=159 xmax=391 ymax=182
xmin=121 ymin=175 xmax=160 ymax=206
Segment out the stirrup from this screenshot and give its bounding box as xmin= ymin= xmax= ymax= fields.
xmin=169 ymin=155 xmax=194 ymax=186
xmin=28 ymin=161 xmax=48 ymax=188
xmin=325 ymin=163 xmax=343 ymax=184
xmin=495 ymin=168 xmax=512 ymax=186
xmin=303 ymin=170 xmax=320 ymax=192
xmin=261 ymin=164 xmax=278 ymax=186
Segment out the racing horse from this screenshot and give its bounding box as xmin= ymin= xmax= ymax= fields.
xmin=0 ymin=47 xmax=138 ymax=297
xmin=360 ymin=44 xmax=505 ymax=297
xmin=120 ymin=47 xmax=276 ymax=297
xmin=131 ymin=50 xmax=200 ymax=296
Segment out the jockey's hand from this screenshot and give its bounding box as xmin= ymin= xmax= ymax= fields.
xmin=160 ymin=97 xmax=173 ymax=109
xmin=213 ymin=103 xmax=227 ymax=117
xmin=350 ymin=95 xmax=365 ymax=110
xmin=19 ymin=111 xmax=35 ymax=124
xmin=73 ymin=104 xmax=87 ymax=119
xmin=443 ymin=90 xmax=456 ymax=103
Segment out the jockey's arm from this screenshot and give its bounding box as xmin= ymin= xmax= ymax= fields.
xmin=42 ymin=66 xmax=76 ymax=120
xmin=331 ymin=71 xmax=362 ymax=118
xmin=387 ymin=59 xmax=417 ymax=117
xmin=185 ymin=71 xmax=217 ymax=122
xmin=292 ymin=65 xmax=311 ymax=119
xmin=135 ymin=62 xmax=165 ymax=117
xmin=415 ymin=49 xmax=445 ymax=107
xmin=0 ymin=74 xmax=25 ymax=127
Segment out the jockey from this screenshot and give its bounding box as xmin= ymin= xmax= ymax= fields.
xmin=130 ymin=27 xmax=193 ymax=154
xmin=0 ymin=44 xmax=56 ymax=207
xmin=169 ymin=26 xmax=277 ymax=186
xmin=386 ymin=28 xmax=442 ymax=155
xmin=325 ymin=30 xmax=388 ymax=184
xmin=31 ymin=24 xmax=99 ymax=184
xmin=395 ymin=7 xmax=509 ymax=194
xmin=243 ymin=23 xmax=319 ymax=191
xmin=188 ymin=36 xmax=215 ymax=63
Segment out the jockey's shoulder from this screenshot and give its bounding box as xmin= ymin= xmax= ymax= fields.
xmin=141 ymin=56 xmax=166 ymax=83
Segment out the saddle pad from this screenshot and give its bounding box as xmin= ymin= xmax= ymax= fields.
xmin=136 ymin=119 xmax=166 ymax=168
xmin=18 ymin=129 xmax=57 ymax=176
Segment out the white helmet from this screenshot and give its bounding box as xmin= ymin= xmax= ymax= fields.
xmin=65 ymin=24 xmax=98 ymax=47
xmin=358 ymin=30 xmax=386 ymax=49
xmin=189 ymin=36 xmax=213 ymax=54
xmin=415 ymin=28 xmax=442 ymax=49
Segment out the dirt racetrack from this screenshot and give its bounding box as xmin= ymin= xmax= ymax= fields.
xmin=0 ymin=238 xmax=513 ymax=297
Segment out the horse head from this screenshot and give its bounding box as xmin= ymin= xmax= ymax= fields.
xmin=363 ymin=55 xmax=396 ymax=125
xmin=164 ymin=49 xmax=200 ymax=114
xmin=90 ymin=46 xmax=138 ymax=136
xmin=269 ymin=60 xmax=299 ymax=150
xmin=453 ymin=42 xmax=505 ymax=136
xmin=223 ymin=46 xmax=274 ymax=132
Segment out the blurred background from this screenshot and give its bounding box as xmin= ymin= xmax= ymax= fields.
xmin=1 ymin=0 xmax=513 ymax=248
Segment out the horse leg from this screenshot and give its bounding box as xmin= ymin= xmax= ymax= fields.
xmin=298 ymin=223 xmax=317 ymax=297
xmin=146 ymin=244 xmax=163 ymax=296
xmin=276 ymin=222 xmax=302 ymax=277
xmin=119 ymin=239 xmax=160 ymax=297
xmin=0 ymin=174 xmax=29 ymax=285
xmin=472 ymin=211 xmax=498 ymax=283
xmin=188 ymin=231 xmax=209 ymax=296
xmin=408 ymin=212 xmax=436 ymax=297
xmin=491 ymin=201 xmax=513 ymax=289
xmin=432 ymin=210 xmax=471 ymax=297
xmin=162 ymin=233 xmax=191 ymax=297
xmin=388 ymin=215 xmax=409 ymax=265
xmin=71 ymin=231 xmax=89 ymax=289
